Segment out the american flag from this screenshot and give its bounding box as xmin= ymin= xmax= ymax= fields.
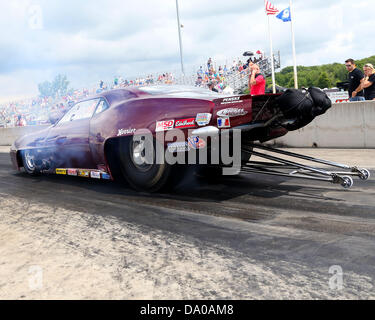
xmin=265 ymin=0 xmax=279 ymax=15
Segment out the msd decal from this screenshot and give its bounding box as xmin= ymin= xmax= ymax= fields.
xmin=187 ymin=136 xmax=206 ymax=150
xmin=175 ymin=118 xmax=195 ymax=128
xmin=156 ymin=120 xmax=174 ymax=132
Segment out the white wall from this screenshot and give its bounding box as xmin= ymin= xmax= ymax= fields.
xmin=0 ymin=125 xmax=49 ymax=146
xmin=271 ymin=101 xmax=375 ymax=148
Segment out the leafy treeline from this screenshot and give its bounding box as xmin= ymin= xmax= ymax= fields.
xmin=268 ymin=55 xmax=375 ymax=89
xmin=38 ymin=74 xmax=71 ymax=98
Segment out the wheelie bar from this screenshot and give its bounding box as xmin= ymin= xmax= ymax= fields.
xmin=240 ymin=144 xmax=371 ymax=189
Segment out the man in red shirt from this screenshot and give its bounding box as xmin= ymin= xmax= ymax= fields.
xmin=248 ymin=64 xmax=266 ymax=95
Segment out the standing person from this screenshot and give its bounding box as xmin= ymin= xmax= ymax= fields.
xmin=345 ymin=58 xmax=365 ymax=101
xmin=248 ymin=64 xmax=265 ymax=95
xmin=207 ymin=58 xmax=212 ymax=70
xmin=362 ymin=63 xmax=375 ymax=101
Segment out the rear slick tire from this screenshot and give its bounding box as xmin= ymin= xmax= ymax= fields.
xmin=118 ymin=137 xmax=171 ymax=192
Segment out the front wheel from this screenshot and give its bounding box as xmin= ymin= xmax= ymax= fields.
xmin=21 ymin=149 xmax=40 ymax=175
xmin=118 ymin=137 xmax=171 ymax=192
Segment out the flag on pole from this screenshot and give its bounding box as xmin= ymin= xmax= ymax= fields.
xmin=276 ymin=7 xmax=291 ymax=22
xmin=265 ymin=1 xmax=279 ymax=15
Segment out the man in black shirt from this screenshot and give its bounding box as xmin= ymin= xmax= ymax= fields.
xmin=345 ymin=58 xmax=365 ymax=101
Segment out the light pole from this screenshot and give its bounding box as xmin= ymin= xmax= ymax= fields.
xmin=175 ymin=0 xmax=185 ymax=76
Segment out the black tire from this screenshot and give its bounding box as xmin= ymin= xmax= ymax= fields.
xmin=21 ymin=149 xmax=40 ymax=175
xmin=195 ymin=165 xmax=223 ymax=181
xmin=118 ymin=137 xmax=172 ymax=192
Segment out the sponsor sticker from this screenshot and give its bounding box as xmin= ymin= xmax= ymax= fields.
xmin=195 ymin=113 xmax=212 ymax=126
xmin=117 ymin=128 xmax=136 ymax=136
xmin=216 ymin=108 xmax=247 ymax=117
xmin=167 ymin=141 xmax=190 ymax=153
xmin=90 ymin=171 xmax=101 ymax=179
xmin=67 ymin=169 xmax=78 ymax=176
xmin=187 ymin=136 xmax=206 ymax=149
xmin=56 ymin=168 xmax=67 ymax=175
xmin=217 ymin=117 xmax=231 ymax=128
xmin=156 ymin=120 xmax=175 ymax=132
xmin=101 ymin=173 xmax=111 ymax=180
xmin=221 ymin=96 xmax=243 ymax=104
xmin=78 ymin=170 xmax=90 ymax=178
xmin=175 ymin=118 xmax=195 ymax=129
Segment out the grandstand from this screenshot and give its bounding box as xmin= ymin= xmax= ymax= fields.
xmin=0 ymin=51 xmax=281 ymax=127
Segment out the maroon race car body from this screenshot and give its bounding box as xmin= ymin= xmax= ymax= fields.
xmin=9 ymin=85 xmax=302 ymax=191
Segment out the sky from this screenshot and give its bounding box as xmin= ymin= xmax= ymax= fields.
xmin=0 ymin=0 xmax=373 ymax=101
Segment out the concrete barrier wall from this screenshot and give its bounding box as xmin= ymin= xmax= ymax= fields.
xmin=272 ymin=101 xmax=375 ymax=148
xmin=0 ymin=125 xmax=49 ymax=146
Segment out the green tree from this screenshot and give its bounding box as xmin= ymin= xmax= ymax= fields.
xmin=38 ymin=81 xmax=53 ymax=98
xmin=272 ymin=55 xmax=375 ymax=89
xmin=317 ymin=72 xmax=331 ymax=89
xmin=38 ymin=74 xmax=70 ymax=98
xmin=52 ymin=74 xmax=69 ymax=97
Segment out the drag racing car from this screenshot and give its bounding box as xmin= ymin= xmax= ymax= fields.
xmin=10 ymin=85 xmax=370 ymax=191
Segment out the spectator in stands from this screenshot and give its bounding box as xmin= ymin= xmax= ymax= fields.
xmin=248 ymin=64 xmax=265 ymax=96
xmin=208 ymin=82 xmax=219 ymax=93
xmin=362 ymin=63 xmax=375 ymax=101
xmin=16 ymin=115 xmax=27 ymax=126
xmin=207 ymin=58 xmax=212 ymax=70
xmin=345 ymin=58 xmax=365 ymax=101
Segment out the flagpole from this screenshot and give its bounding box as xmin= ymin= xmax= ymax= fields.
xmin=267 ymin=14 xmax=276 ymax=94
xmin=290 ymin=0 xmax=298 ymax=88
xmin=175 ymin=0 xmax=185 ymax=76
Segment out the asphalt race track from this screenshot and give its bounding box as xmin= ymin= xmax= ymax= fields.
xmin=1 ymin=151 xmax=375 ymax=299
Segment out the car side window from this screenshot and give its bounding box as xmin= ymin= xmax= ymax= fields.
xmin=94 ymin=99 xmax=109 ymax=115
xmin=58 ymin=99 xmax=99 ymax=124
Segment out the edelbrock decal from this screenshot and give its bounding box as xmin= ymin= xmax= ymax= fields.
xmin=175 ymin=118 xmax=195 ymax=129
